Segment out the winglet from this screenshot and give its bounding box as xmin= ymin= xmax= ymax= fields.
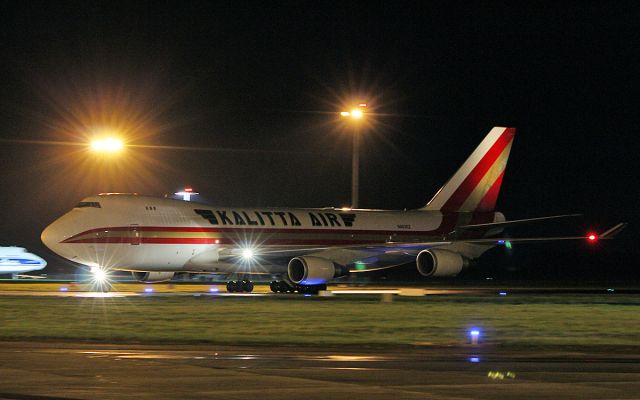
xmin=599 ymin=223 xmax=627 ymax=239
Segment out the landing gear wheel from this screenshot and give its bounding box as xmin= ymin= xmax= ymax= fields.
xmin=226 ymin=281 xmax=237 ymax=293
xmin=241 ymin=280 xmax=254 ymax=293
xmin=271 ymin=280 xmax=293 ymax=293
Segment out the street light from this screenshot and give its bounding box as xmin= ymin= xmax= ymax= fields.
xmin=90 ymin=137 xmax=124 ymax=153
xmin=340 ymin=103 xmax=367 ymax=208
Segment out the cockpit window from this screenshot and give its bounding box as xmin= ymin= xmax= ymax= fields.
xmin=75 ymin=202 xmax=101 ymax=208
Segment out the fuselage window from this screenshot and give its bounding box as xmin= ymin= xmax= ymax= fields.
xmin=75 ymin=202 xmax=101 ymax=208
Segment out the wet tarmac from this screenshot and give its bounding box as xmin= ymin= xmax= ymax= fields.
xmin=0 ymin=282 xmax=480 ymax=298
xmin=1 ymin=341 xmax=639 ymax=399
xmin=1 ymin=281 xmax=637 ymax=298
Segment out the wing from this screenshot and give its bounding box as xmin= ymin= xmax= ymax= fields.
xmin=205 ymin=222 xmax=626 ymax=274
xmin=264 ymin=222 xmax=627 ymax=272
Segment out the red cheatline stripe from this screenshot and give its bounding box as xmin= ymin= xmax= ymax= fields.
xmin=65 ymin=238 xmax=388 ymax=245
xmin=62 ymin=226 xmax=447 ymax=242
xmin=475 ymin=170 xmax=505 ymax=212
xmin=62 ymin=216 xmax=464 ymax=245
xmin=442 ymin=128 xmax=515 ymax=212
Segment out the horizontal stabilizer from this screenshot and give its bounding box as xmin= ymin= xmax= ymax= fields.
xmin=599 ymin=222 xmax=627 ymax=239
xmin=459 ymin=214 xmax=582 ymax=230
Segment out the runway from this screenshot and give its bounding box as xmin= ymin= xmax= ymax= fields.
xmin=1 ymin=341 xmax=639 ymax=399
xmin=0 ymin=281 xmax=636 ymax=298
xmin=0 ymin=282 xmax=482 ymax=297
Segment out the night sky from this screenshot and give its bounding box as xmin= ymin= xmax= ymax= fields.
xmin=1 ymin=2 xmax=637 ymax=279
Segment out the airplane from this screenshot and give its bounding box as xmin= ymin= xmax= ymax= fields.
xmin=40 ymin=127 xmax=626 ymax=293
xmin=0 ymin=246 xmax=47 ymax=278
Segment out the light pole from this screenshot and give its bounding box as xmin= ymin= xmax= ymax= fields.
xmin=340 ymin=104 xmax=366 ymax=208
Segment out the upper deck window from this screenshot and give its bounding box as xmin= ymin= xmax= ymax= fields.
xmin=75 ymin=202 xmax=101 ymax=208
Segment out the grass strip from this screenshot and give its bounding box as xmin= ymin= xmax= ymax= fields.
xmin=1 ymin=294 xmax=638 ymax=347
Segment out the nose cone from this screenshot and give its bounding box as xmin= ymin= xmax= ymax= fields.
xmin=41 ymin=215 xmax=80 ymax=262
xmin=41 ymin=222 xmax=60 ymax=253
xmin=41 ymin=215 xmax=76 ymax=258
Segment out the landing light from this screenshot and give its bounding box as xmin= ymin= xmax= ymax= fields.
xmin=241 ymin=248 xmax=254 ymax=260
xmin=91 ymin=266 xmax=108 ymax=283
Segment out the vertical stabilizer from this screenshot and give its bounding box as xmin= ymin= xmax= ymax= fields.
xmin=422 ymin=127 xmax=515 ymax=212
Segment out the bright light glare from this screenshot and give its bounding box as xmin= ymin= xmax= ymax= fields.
xmin=242 ymin=248 xmax=254 ymax=260
xmin=587 ymin=233 xmax=598 ymax=242
xmin=91 ymin=137 xmax=123 ymax=152
xmin=350 ymin=109 xmax=363 ymax=119
xmin=340 ymin=111 xmax=350 ymax=117
xmin=89 ymin=266 xmax=112 ymax=292
xmin=93 ymin=268 xmax=107 ymax=283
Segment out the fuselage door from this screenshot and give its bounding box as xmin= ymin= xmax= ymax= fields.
xmin=129 ymin=224 xmax=141 ymax=245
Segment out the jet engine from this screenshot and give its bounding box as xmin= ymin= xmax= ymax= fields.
xmin=416 ymin=249 xmax=469 ymax=277
xmin=287 ymin=256 xmax=347 ymax=285
xmin=132 ymin=271 xmax=175 ymax=283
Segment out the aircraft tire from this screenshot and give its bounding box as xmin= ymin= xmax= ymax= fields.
xmin=241 ymin=280 xmax=254 ymax=293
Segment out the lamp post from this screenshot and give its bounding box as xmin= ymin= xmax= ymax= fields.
xmin=340 ymin=104 xmax=366 ymax=208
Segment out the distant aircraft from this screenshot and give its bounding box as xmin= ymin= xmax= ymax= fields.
xmin=41 ymin=127 xmax=626 ymax=293
xmin=0 ymin=247 xmax=47 ymax=277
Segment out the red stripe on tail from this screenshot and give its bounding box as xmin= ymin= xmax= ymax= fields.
xmin=441 ymin=128 xmax=514 ymax=212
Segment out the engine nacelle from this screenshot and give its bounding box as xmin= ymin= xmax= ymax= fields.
xmin=288 ymin=256 xmax=346 ymax=285
xmin=416 ymin=249 xmax=468 ymax=277
xmin=132 ymin=271 xmax=175 ymax=283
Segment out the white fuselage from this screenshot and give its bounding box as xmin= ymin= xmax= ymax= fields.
xmin=41 ymin=194 xmax=498 ymax=274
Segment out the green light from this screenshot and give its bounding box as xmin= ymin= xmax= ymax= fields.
xmin=354 ymin=261 xmax=366 ymax=271
xmin=505 ymin=241 xmax=512 ymax=250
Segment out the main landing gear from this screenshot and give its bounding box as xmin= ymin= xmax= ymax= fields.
xmin=270 ymin=280 xmax=326 ymax=295
xmin=226 ymin=279 xmax=254 ymax=293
